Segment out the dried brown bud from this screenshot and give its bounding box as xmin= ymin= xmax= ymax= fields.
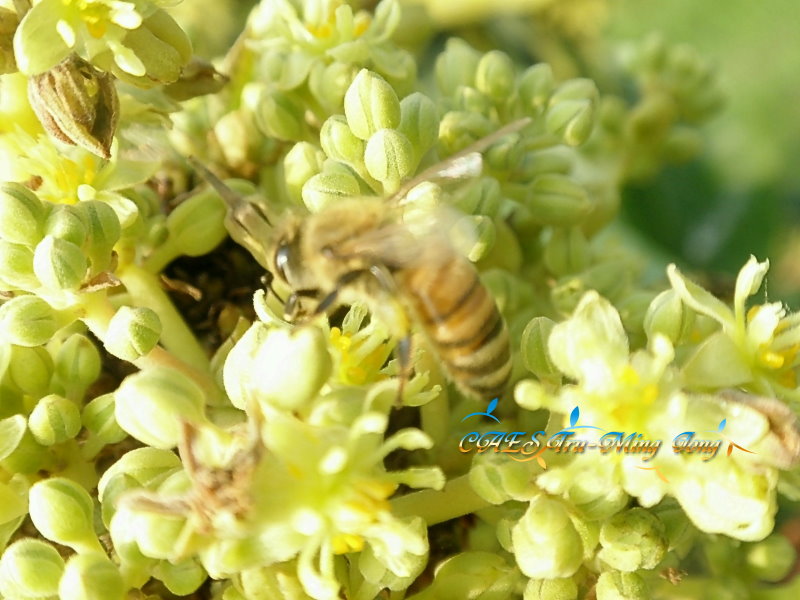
xmin=28 ymin=54 xmax=119 ymax=159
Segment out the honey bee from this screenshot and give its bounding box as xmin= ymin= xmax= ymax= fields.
xmin=190 ymin=119 xmax=529 ymax=400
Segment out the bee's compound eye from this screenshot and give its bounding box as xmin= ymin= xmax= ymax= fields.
xmin=274 ymin=241 xmax=291 ymax=280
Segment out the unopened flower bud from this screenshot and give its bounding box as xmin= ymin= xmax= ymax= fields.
xmin=526 ymin=175 xmax=591 ymax=227
xmin=595 ymin=571 xmax=647 ymax=600
xmin=435 ymin=38 xmax=480 ymax=96
xmin=521 ymin=317 xmax=559 ymax=380
xmin=438 ymin=110 xmax=492 ymax=155
xmin=45 ymin=204 xmax=88 ymax=247
xmin=0 ymin=182 xmax=46 ymax=246
xmin=75 ymin=200 xmax=121 ymax=272
xmin=33 ymin=235 xmax=87 ymax=289
xmin=643 ymin=290 xmax=695 ymax=344
xmin=470 ymin=452 xmax=539 ymax=505
xmin=29 ymin=393 xmax=81 ymax=446
xmin=745 ymin=533 xmax=795 ymax=582
xmin=543 ymin=227 xmax=590 ymax=276
xmin=476 ymin=50 xmax=515 ymax=102
xmin=0 ymin=241 xmax=38 ymax=289
xmin=320 ymin=115 xmax=365 ymax=166
xmin=28 ymin=54 xmax=118 ymax=158
xmin=114 ymin=367 xmax=207 ymax=449
xmin=97 ymin=447 xmax=182 ymax=501
xmin=412 ymin=552 xmax=518 ymax=600
xmin=0 ymin=538 xmax=64 ymax=599
xmin=110 ymin=504 xmax=186 ymax=561
xmin=512 ymin=496 xmax=584 ymax=578
xmin=518 ymin=64 xmax=554 ymax=112
xmin=59 ymin=553 xmax=125 ymax=600
xmin=524 ymin=577 xmax=578 ymax=600
xmin=284 ymin=142 xmax=326 ymax=204
xmin=7 ymin=344 xmax=52 ymax=397
xmin=55 ymin=332 xmax=101 ymax=395
xmin=455 ymin=86 xmax=493 ymax=115
xmin=0 ymin=414 xmax=26 ymax=463
xmin=105 ymin=8 xmax=192 ymax=87
xmin=302 ymin=171 xmax=360 ymax=213
xmin=166 ymin=188 xmax=227 ymax=257
xmin=154 ymin=558 xmax=207 ymax=596
xmin=454 ymin=177 xmax=502 ymax=218
xmin=364 ymin=128 xmax=414 ymax=189
xmin=28 ymin=478 xmax=103 ymax=553
xmin=399 ymin=92 xmax=438 ymax=159
xmin=0 ymin=295 xmax=60 ymax=346
xmin=104 ymin=306 xmax=161 ymax=362
xmin=82 ymin=393 xmax=126 ymax=446
xmin=256 ymin=89 xmax=306 ymax=141
xmin=344 ymin=69 xmax=401 ymax=140
xmin=223 ymin=322 xmax=332 ymax=412
xmin=0 ymin=7 xmax=18 ymax=75
xmin=545 ymin=99 xmax=595 ymax=147
xmin=598 ymin=508 xmax=667 ymax=571
xmin=308 ymin=60 xmax=358 ymax=113
xmin=163 ymin=57 xmax=227 ymax=101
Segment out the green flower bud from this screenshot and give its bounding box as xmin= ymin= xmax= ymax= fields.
xmin=745 ymin=533 xmax=795 ymax=582
xmin=399 ymin=92 xmax=438 ymax=158
xmin=0 ymin=295 xmax=60 ymax=346
xmin=543 ymin=227 xmax=590 ymax=276
xmin=627 ymin=94 xmax=676 ymax=143
xmin=163 ymin=57 xmax=227 ymax=101
xmin=0 ymin=538 xmax=65 ymax=599
xmin=545 ymin=99 xmax=595 ymax=147
xmin=110 ymin=504 xmax=187 ymax=561
xmin=103 ymin=8 xmax=192 ymax=87
xmin=74 ymin=201 xmax=121 ymax=272
xmin=55 ymin=333 xmax=101 ymax=393
xmin=256 ymin=89 xmax=306 ymax=141
xmin=662 ymin=126 xmax=703 ymax=162
xmin=166 ymin=188 xmax=227 ymax=257
xmin=455 ymin=86 xmax=494 ymax=115
xmin=114 ymin=366 xmax=207 ymax=449
xmin=524 ymin=577 xmax=578 ymax=600
xmin=643 ymin=290 xmax=695 ymax=344
xmin=0 ymin=7 xmax=18 ymax=75
xmin=526 ymin=175 xmax=591 ymax=227
xmin=308 ymin=60 xmax=358 ymax=113
xmin=223 ymin=322 xmax=332 ymax=412
xmin=412 ymin=552 xmax=518 ymax=600
xmin=364 ymin=128 xmax=414 ymax=189
xmin=476 ymin=219 xmax=521 ymax=272
xmin=154 ymin=558 xmax=207 ymax=596
xmin=59 ymin=553 xmax=125 ymax=600
xmin=455 ymin=177 xmax=502 ymax=218
xmin=438 ymin=111 xmax=492 ymax=155
xmin=7 ymin=344 xmax=53 ymax=397
xmin=285 ymin=142 xmax=326 ymax=204
xmin=28 ymin=393 xmax=81 ymax=445
xmin=0 ymin=241 xmax=38 ymax=289
xmin=435 ymin=38 xmax=480 ymax=96
xmin=648 ymin=499 xmax=696 ymax=556
xmin=0 ymin=415 xmax=27 ymax=462
xmin=598 ymin=508 xmax=667 ymax=572
xmin=521 ymin=317 xmax=559 ymax=380
xmin=617 ymin=291 xmax=657 ymax=339
xmin=0 ymin=427 xmax=50 ymax=474
xmin=45 ymin=205 xmax=88 ymax=247
xmin=470 ymin=452 xmax=540 ymax=505
xmin=28 ymin=54 xmax=119 ymax=159
xmin=344 ymin=69 xmax=401 ymax=140
xmin=104 ymin=306 xmax=162 ymax=362
xmin=320 ymin=115 xmax=366 ymax=166
xmin=28 ymin=477 xmax=103 ymax=553
xmin=0 ymin=182 xmax=46 ymax=247
xmin=595 ymin=571 xmax=647 ymax=600
xmin=518 ymin=64 xmax=555 ymax=113
xmin=476 ymin=50 xmax=515 ymax=102
xmin=33 ymin=235 xmax=87 ymax=289
xmin=97 ymin=447 xmax=183 ymax=500
xmin=82 ymin=393 xmax=126 ymax=446
xmin=512 ymin=496 xmax=584 ymax=579
xmin=302 ymin=171 xmax=361 ymax=213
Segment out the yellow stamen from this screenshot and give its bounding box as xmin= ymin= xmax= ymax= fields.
xmin=618 ymin=365 xmax=640 ymax=386
xmin=332 ymin=533 xmax=364 ymax=554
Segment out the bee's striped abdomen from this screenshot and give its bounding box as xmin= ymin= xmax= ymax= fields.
xmin=398 ymin=256 xmax=512 ymax=399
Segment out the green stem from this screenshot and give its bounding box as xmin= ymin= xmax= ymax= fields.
xmin=420 ymin=392 xmax=450 ymax=450
xmin=140 ymin=237 xmax=181 ymax=275
xmin=79 ymin=293 xmax=224 ymax=404
xmin=117 ymin=263 xmax=209 ymax=371
xmin=391 ymin=474 xmax=490 ymax=526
